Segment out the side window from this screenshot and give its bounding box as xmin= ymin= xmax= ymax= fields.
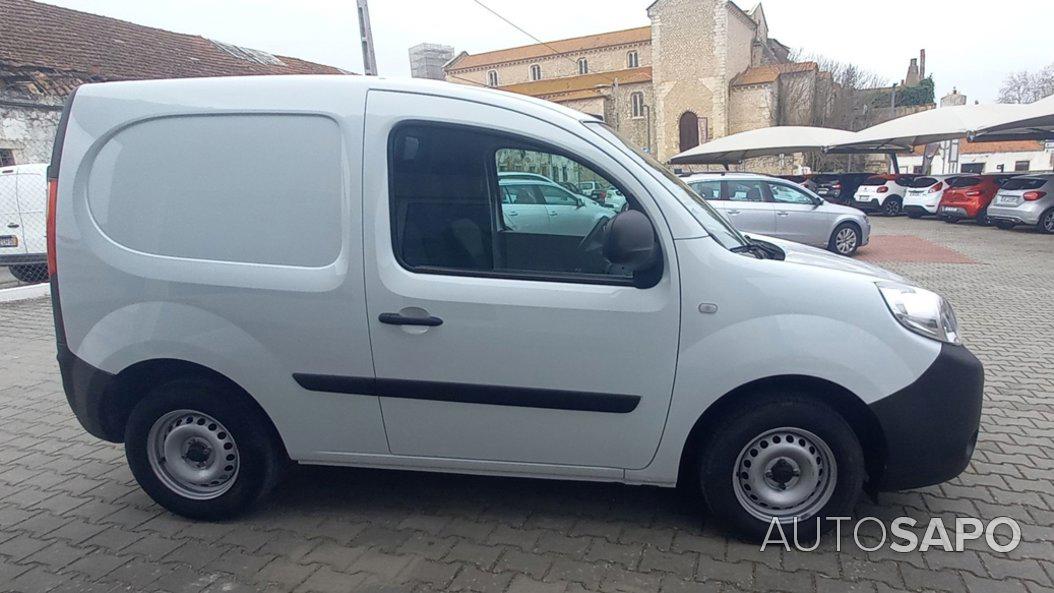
xmin=536 ymin=183 xmax=579 ymax=207
xmin=723 ymin=180 xmax=766 ymax=202
xmin=390 ymin=125 xmax=643 ymax=282
xmin=689 ymin=181 xmax=721 ymax=200
xmin=768 ymin=183 xmax=815 ymax=205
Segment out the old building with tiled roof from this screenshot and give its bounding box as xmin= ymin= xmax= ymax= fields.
xmin=435 ymin=0 xmax=822 ymax=166
xmin=0 ymin=0 xmax=347 ymax=165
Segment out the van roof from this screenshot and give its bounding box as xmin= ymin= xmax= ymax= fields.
xmin=74 ymin=75 xmax=598 ymax=127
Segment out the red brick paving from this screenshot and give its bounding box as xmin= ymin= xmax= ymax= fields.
xmin=857 ymin=234 xmax=977 ymax=264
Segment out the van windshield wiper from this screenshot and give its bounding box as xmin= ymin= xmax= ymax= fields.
xmin=730 ymin=243 xmax=767 ymax=259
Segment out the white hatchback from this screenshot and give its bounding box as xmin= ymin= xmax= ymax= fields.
xmin=902 ymin=175 xmax=959 ymax=219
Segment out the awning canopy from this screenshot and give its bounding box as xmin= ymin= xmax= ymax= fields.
xmin=969 ymin=95 xmax=1054 ymax=142
xmin=669 ymin=126 xmax=857 ymax=165
xmin=825 ymin=104 xmax=1027 ymax=154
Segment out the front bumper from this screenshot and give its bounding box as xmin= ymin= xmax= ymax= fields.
xmin=869 ymin=343 xmax=984 ymax=491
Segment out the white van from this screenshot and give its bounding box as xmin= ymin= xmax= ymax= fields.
xmin=51 ymin=77 xmax=983 ymax=540
xmin=0 ymin=163 xmax=49 ymax=282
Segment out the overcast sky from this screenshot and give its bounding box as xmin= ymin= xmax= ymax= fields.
xmin=41 ymin=0 xmax=1054 ymax=103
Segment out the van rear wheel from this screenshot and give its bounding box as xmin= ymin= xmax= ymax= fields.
xmin=697 ymin=394 xmax=864 ymax=541
xmin=125 ymin=378 xmax=287 ymax=520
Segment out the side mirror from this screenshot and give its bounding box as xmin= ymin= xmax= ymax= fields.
xmin=603 ymin=210 xmax=658 ymax=272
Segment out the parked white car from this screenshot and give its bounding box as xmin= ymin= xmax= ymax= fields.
xmin=51 ymin=77 xmax=983 ymax=540
xmin=0 ymin=163 xmax=49 ymax=282
xmin=901 ymin=175 xmax=959 ymax=219
xmin=499 ymin=177 xmax=614 ymax=236
xmin=684 ymin=173 xmax=871 ymax=256
xmin=852 ymin=174 xmax=918 ymax=216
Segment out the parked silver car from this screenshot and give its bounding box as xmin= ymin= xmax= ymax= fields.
xmin=987 ymin=174 xmax=1054 ymax=234
xmin=685 ymin=173 xmax=871 ymax=255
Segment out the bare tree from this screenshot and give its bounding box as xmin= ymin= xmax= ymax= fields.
xmin=998 ymin=64 xmax=1054 ymax=104
xmin=782 ymin=51 xmax=888 ymax=170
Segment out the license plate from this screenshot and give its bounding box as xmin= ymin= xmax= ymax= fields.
xmin=996 ymin=195 xmax=1017 ymax=205
xmin=0 ymin=235 xmax=18 ymax=248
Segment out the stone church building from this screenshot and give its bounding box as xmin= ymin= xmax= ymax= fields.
xmin=443 ymin=0 xmax=824 ymax=164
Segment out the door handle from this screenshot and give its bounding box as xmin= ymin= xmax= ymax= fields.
xmin=776 ymin=211 xmax=790 ymax=216
xmin=507 ymin=211 xmax=518 ymax=216
xmin=726 ymin=210 xmax=740 ymax=215
xmin=6 ymin=223 xmax=18 ymax=229
xmin=379 ymin=312 xmax=443 ymax=327
xmin=548 ymin=211 xmax=558 ymax=216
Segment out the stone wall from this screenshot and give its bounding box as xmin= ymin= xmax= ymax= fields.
xmin=447 ymin=42 xmax=651 ymax=87
xmin=648 ymin=0 xmax=721 ymax=162
xmin=1 ymin=69 xmax=86 ymax=165
xmin=728 ymin=83 xmax=776 ymax=133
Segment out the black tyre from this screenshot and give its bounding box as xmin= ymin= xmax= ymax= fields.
xmin=698 ymin=393 xmax=865 ymax=542
xmin=905 ymin=211 xmax=923 ymax=219
xmin=881 ymin=197 xmax=902 ymax=216
xmin=125 ymin=377 xmax=287 ymax=520
xmin=995 ymin=221 xmax=1015 ymax=230
xmin=1040 ymin=209 xmax=1054 ymax=235
xmin=9 ymin=264 xmax=48 ymax=283
xmin=975 ymin=208 xmax=991 ymax=227
xmin=827 ymin=223 xmax=861 ymax=256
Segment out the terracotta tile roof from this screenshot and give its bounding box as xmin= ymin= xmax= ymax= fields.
xmin=448 ymin=26 xmax=651 ymax=71
xmin=960 ymin=139 xmax=1045 ymax=154
xmin=732 ymin=61 xmax=817 ymax=87
xmin=498 ymin=66 xmax=652 ymax=101
xmin=0 ymin=0 xmax=347 ymax=81
xmin=905 ymin=138 xmax=1046 ymax=155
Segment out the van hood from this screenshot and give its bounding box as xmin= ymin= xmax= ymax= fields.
xmin=746 ymin=234 xmax=905 ymax=282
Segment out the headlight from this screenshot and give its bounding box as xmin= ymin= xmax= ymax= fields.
xmin=877 ymin=282 xmax=960 ymax=344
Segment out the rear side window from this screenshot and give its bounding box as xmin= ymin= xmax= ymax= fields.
xmin=723 ymin=180 xmax=766 ymax=202
xmin=949 ymin=177 xmax=981 ymax=188
xmin=1000 ymin=178 xmax=1046 ymax=190
xmin=87 ymin=114 xmax=342 ymax=267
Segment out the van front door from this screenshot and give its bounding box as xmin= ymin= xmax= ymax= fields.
xmin=360 ymin=90 xmax=680 ymax=471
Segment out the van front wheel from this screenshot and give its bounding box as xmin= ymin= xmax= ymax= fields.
xmin=698 ymin=395 xmax=865 ymax=541
xmin=125 ymin=378 xmax=286 ymax=520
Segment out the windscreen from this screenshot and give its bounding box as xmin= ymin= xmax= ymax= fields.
xmin=905 ymin=177 xmax=939 ymax=188
xmin=949 ymin=177 xmax=981 ymax=188
xmin=585 ymin=122 xmax=750 ymax=250
xmin=1001 ymin=177 xmax=1047 ymax=191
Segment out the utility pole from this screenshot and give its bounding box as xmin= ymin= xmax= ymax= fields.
xmin=356 ymin=0 xmax=377 ymax=75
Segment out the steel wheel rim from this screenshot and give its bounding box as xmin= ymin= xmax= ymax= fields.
xmin=835 ymin=228 xmax=857 ymax=254
xmin=733 ymin=427 xmax=837 ymax=523
xmin=146 ymin=409 xmax=240 ymax=500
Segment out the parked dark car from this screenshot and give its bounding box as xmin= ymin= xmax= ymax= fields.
xmin=812 ymin=173 xmax=874 ymax=205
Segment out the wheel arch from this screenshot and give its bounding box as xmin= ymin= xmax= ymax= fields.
xmin=677 ymin=374 xmax=887 ymax=491
xmin=99 ymin=358 xmax=287 ymax=458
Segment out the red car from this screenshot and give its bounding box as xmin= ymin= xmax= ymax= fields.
xmin=938 ymin=175 xmax=1013 ymax=225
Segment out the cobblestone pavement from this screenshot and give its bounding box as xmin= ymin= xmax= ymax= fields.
xmin=0 ymin=217 xmax=1052 ymax=593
